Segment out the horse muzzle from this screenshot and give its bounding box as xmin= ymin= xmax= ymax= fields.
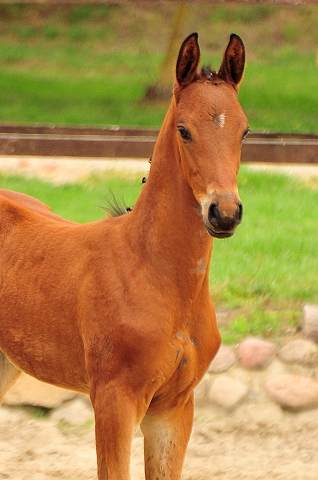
xmin=201 ymin=193 xmax=243 ymax=239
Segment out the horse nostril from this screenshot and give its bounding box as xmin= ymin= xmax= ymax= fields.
xmin=237 ymin=201 xmax=243 ymax=222
xmin=208 ymin=199 xmax=243 ymax=230
xmin=208 ymin=200 xmax=219 ymax=227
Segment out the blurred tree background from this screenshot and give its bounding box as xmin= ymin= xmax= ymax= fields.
xmin=0 ymin=2 xmax=317 ymax=132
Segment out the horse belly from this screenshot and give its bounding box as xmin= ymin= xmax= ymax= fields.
xmin=0 ymin=314 xmax=89 ymax=393
xmin=0 ymin=277 xmax=89 ymax=393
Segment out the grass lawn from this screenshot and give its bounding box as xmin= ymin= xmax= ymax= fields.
xmin=210 ymin=168 xmax=318 ymax=342
xmin=0 ymin=4 xmax=318 ymax=132
xmin=1 ymin=45 xmax=317 ymax=133
xmin=0 ymin=167 xmax=317 ymax=344
xmin=239 ymin=52 xmax=318 ymax=133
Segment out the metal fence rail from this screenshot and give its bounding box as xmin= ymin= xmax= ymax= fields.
xmin=0 ymin=124 xmax=317 ymax=163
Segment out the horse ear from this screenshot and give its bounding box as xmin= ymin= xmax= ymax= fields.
xmin=218 ymin=34 xmax=245 ymax=88
xmin=176 ymin=33 xmax=200 ymax=86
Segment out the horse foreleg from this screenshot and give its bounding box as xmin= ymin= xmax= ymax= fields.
xmin=91 ymin=381 xmax=145 ymax=480
xmin=0 ymin=350 xmax=21 ymax=405
xmin=141 ymin=394 xmax=194 ymax=480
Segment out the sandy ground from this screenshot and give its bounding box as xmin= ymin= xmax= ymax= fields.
xmin=0 ymin=156 xmax=151 ymax=185
xmin=0 ymin=156 xmax=317 ymax=185
xmin=1 ymin=404 xmax=318 ymax=480
xmin=1 ymin=156 xmax=318 ymax=479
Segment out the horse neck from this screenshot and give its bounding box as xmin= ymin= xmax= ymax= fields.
xmin=126 ymin=97 xmax=213 ymax=300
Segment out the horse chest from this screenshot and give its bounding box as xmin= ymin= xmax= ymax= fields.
xmin=150 ymin=320 xmax=219 ymax=409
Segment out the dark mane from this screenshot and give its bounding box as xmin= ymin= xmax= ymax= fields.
xmin=101 ymin=192 xmax=132 ymax=218
xmin=200 ymin=66 xmax=217 ymax=81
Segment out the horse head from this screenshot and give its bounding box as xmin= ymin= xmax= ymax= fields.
xmin=174 ymin=33 xmax=249 ymax=239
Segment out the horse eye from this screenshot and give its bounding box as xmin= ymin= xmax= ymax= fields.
xmin=177 ymin=126 xmax=191 ymax=141
xmin=242 ymin=128 xmax=250 ymax=140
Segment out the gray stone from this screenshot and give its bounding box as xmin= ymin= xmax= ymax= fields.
xmin=237 ymin=337 xmax=276 ymax=369
xmin=208 ymin=345 xmax=236 ymax=373
xmin=3 ymin=373 xmax=77 ymax=409
xmin=278 ymin=339 xmax=318 ymax=366
xmin=208 ymin=375 xmax=248 ymax=410
xmin=303 ymin=304 xmax=318 ymax=344
xmin=265 ymin=374 xmax=318 ymax=410
xmin=265 ymin=358 xmax=287 ymax=378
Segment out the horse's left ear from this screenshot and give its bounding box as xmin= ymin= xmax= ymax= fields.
xmin=176 ymin=33 xmax=200 ymax=86
xmin=218 ymin=34 xmax=245 ymax=88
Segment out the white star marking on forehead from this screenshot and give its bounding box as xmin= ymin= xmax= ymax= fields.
xmin=213 ymin=113 xmax=226 ymax=129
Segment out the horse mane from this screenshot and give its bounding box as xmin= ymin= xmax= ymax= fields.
xmin=101 ymin=192 xmax=132 ymax=218
xmin=200 ymin=66 xmax=218 ymax=81
xmin=101 ymin=169 xmax=150 ymax=218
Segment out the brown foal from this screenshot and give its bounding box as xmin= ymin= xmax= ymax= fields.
xmin=0 ymin=33 xmax=248 ymax=479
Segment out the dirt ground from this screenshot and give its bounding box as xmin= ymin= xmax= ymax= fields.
xmin=1 ymin=404 xmax=318 ymax=480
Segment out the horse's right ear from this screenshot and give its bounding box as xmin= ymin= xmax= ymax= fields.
xmin=218 ymin=34 xmax=245 ymax=88
xmin=176 ymin=33 xmax=200 ymax=86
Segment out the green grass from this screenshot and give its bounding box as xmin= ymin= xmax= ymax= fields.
xmin=0 ymin=168 xmax=317 ymax=343
xmin=31 ymin=406 xmax=50 ymax=419
xmin=0 ymin=70 xmax=166 ymax=127
xmin=1 ymin=43 xmax=317 ymax=132
xmin=211 ymin=169 xmax=318 ymax=342
xmin=0 ymin=46 xmax=167 ymax=126
xmin=0 ymin=172 xmax=143 ymax=223
xmin=239 ymin=51 xmax=318 ymax=133
xmin=0 ymin=4 xmax=318 ymax=131
xmin=211 ymin=169 xmax=318 ymax=302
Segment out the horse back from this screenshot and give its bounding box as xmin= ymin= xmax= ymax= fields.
xmin=0 ymin=189 xmax=74 ymax=226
